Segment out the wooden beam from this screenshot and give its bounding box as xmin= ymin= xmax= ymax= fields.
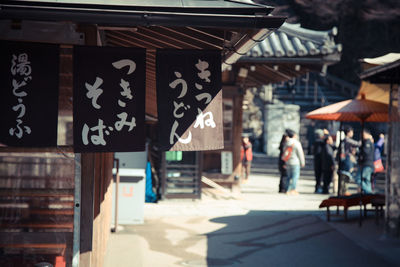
xmin=108 ymin=31 xmax=164 ymax=49
xmin=0 ymin=146 xmax=73 ymax=153
xmin=133 ymin=28 xmax=190 ymax=49
xmin=186 ymin=27 xmax=229 ymax=41
xmin=201 ymin=176 xmax=239 ymax=199
xmin=149 ymin=26 xmax=222 ymax=49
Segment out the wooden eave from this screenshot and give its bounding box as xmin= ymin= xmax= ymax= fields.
xmin=102 ymin=26 xmax=275 ymax=120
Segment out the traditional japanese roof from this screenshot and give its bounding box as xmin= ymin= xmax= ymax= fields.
xmin=357 ymin=53 xmax=400 ymax=105
xmin=242 ymin=22 xmax=341 ymax=62
xmin=359 ymin=53 xmax=400 ymax=84
xmin=231 ymin=23 xmax=342 ymax=86
xmin=0 ymin=0 xmax=284 ymax=29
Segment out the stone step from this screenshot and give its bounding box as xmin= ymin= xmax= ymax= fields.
xmin=275 ymin=84 xmax=348 ymax=93
xmin=251 ymin=167 xmax=315 ymax=176
xmin=275 ymin=95 xmax=346 ymax=102
xmin=251 ymin=155 xmax=315 ymax=178
xmin=274 ymin=86 xmax=348 ymax=100
xmin=269 ymin=101 xmax=335 ymax=111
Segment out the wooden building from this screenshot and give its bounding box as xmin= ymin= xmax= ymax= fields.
xmin=0 ymin=0 xmax=285 ymax=266
xmin=359 ymin=54 xmax=400 ymax=237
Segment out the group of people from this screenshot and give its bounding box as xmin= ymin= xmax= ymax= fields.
xmin=313 ymin=125 xmax=385 ymax=195
xmin=240 ymin=125 xmax=384 ymax=196
xmin=339 ymin=126 xmax=385 ymax=194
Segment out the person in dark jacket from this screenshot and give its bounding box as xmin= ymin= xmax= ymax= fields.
xmin=321 ymin=135 xmax=335 ymax=194
xmin=278 ymin=133 xmax=288 ymax=193
xmin=313 ymin=129 xmax=325 ymax=193
xmin=355 ymin=129 xmax=375 ymax=194
xmin=340 ymin=126 xmax=361 ymax=164
xmin=338 ymin=126 xmax=360 ymax=195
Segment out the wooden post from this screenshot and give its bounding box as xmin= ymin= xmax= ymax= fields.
xmin=112 ymin=158 xmax=120 ymax=232
xmin=233 ymin=90 xmax=244 ymax=180
xmin=80 ymin=153 xmax=95 ymax=267
xmin=72 ymin=153 xmax=81 ymax=267
xmin=76 ymin=24 xmax=99 ymax=267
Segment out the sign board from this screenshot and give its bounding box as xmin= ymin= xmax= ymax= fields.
xmin=156 ymin=49 xmax=223 ymax=151
xmin=73 ymin=46 xmax=146 ymax=152
xmin=0 ymin=41 xmax=59 ymax=147
xmin=221 ymin=151 xmax=233 ymax=175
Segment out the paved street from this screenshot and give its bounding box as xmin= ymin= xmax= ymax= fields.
xmin=104 ymin=174 xmax=400 ymax=267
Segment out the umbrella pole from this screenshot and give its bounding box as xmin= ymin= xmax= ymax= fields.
xmin=359 ymin=121 xmax=365 ymax=227
xmin=337 ymin=122 xmax=343 ymax=197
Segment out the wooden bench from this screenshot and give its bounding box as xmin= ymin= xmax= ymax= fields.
xmin=319 ymin=194 xmax=384 ymax=221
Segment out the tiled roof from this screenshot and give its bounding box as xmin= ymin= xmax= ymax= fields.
xmin=245 ymin=23 xmax=342 ymax=58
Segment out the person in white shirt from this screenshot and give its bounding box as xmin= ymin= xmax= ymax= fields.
xmin=283 ymin=129 xmax=305 ymax=195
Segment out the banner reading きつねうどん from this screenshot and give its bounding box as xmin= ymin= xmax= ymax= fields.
xmin=156 ymin=50 xmax=223 ymax=151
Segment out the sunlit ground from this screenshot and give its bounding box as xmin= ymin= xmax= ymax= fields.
xmin=104 ymin=174 xmax=400 ymax=267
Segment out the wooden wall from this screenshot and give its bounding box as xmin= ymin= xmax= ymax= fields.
xmin=80 ymin=152 xmax=114 ymax=267
xmin=387 ymin=85 xmax=400 ymax=237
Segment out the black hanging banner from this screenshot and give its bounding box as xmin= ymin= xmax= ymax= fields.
xmin=0 ymin=41 xmax=59 ymax=147
xmin=156 ymin=50 xmax=223 ymax=151
xmin=73 ymin=46 xmax=146 ymax=152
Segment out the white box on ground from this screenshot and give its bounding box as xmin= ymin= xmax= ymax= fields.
xmin=112 ymin=152 xmax=147 ymax=225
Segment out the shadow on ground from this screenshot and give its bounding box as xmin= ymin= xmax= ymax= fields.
xmin=203 ymin=211 xmax=395 ymax=267
xmin=113 ymin=209 xmax=399 ymax=267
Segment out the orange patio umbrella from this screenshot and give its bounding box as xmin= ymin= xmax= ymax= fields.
xmin=305 ymin=94 xmax=389 ymax=122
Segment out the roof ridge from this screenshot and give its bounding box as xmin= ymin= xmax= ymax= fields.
xmin=279 ymin=23 xmax=337 ymax=45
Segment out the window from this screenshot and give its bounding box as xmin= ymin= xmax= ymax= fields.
xmin=223 ymin=98 xmax=233 ymax=144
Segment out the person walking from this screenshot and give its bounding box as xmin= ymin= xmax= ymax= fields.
xmin=321 ymin=135 xmax=335 ymax=194
xmin=240 ymin=136 xmax=253 ymax=183
xmin=278 ymin=133 xmax=288 ymax=193
xmin=313 ymin=129 xmax=325 ymax=193
xmin=355 ymin=129 xmax=375 ymax=194
xmin=283 ymin=129 xmax=305 ymax=195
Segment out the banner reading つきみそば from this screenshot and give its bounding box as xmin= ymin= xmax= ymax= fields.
xmin=73 ymin=46 xmax=146 ymax=152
